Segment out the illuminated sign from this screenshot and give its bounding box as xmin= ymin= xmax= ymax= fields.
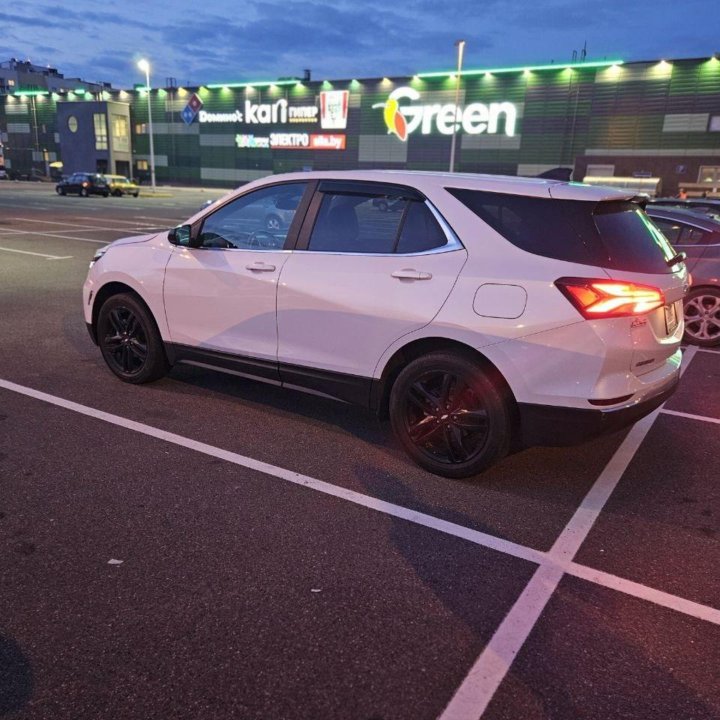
xmin=373 ymin=87 xmax=517 ymax=141
xmin=320 ymin=90 xmax=349 ymax=129
xmin=181 ymin=93 xmax=203 ymax=125
xmin=235 ymin=133 xmax=346 ymax=150
xmin=199 ymin=98 xmax=318 ymax=125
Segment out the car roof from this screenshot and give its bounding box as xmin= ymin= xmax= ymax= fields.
xmin=241 ymin=170 xmax=637 ymax=202
xmin=646 ymin=205 xmax=720 ymax=230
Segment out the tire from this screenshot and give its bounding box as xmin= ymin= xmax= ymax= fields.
xmin=265 ymin=214 xmax=282 ymax=232
xmin=97 ymin=293 xmax=169 ymax=383
xmin=133 ymin=192 xmax=139 ymax=198
xmin=113 ymin=190 xmax=122 ymax=197
xmin=683 ymin=287 xmax=720 ymax=347
xmin=56 ymin=186 xmax=65 ymax=195
xmin=80 ymin=187 xmax=89 ymax=197
xmin=377 ymin=200 xmax=388 ymax=212
xmin=103 ymin=191 xmax=109 ymax=198
xmin=389 ymin=352 xmax=512 ymax=478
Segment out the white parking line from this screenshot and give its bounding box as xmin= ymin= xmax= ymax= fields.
xmin=9 ymin=217 xmax=162 ymax=232
xmin=1 ymin=367 xmax=718 ymax=633
xmin=0 ymin=229 xmax=107 ymax=244
xmin=0 ymin=246 xmax=73 ymax=260
xmin=661 ymin=408 xmax=720 ymax=425
xmin=439 ymin=345 xmax=699 ymax=720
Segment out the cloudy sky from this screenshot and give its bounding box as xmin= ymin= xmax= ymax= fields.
xmin=2 ymin=0 xmax=718 ymax=88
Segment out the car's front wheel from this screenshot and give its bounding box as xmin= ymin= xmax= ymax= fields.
xmin=389 ymin=352 xmax=512 ymax=478
xmin=683 ymin=287 xmax=720 ymax=346
xmin=56 ymin=186 xmax=65 ymax=195
xmin=97 ymin=293 xmax=169 ymax=383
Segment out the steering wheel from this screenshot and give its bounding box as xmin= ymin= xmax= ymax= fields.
xmin=247 ymin=230 xmax=279 ymax=249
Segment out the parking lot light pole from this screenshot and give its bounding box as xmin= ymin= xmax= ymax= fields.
xmin=137 ymin=59 xmax=156 ymax=191
xmin=449 ymin=40 xmax=466 ymax=174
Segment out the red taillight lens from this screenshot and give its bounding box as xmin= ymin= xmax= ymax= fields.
xmin=82 ymin=182 xmax=89 ymax=187
xmin=555 ymin=277 xmax=665 ymax=319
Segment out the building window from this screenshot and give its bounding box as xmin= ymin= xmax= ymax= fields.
xmin=67 ymin=116 xmax=78 ymax=133
xmin=111 ymin=114 xmax=130 ymax=152
xmin=93 ymin=113 xmax=108 ymax=150
xmin=709 ymin=116 xmax=720 ymax=132
xmin=135 ymin=123 xmax=147 ymax=134
xmin=136 ymin=159 xmax=149 ymax=170
xmin=698 ymin=166 xmax=720 ymax=186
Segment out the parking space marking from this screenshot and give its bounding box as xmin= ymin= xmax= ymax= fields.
xmin=697 ymin=348 xmax=720 ymax=355
xmin=2 ymin=362 xmax=719 ymax=625
xmin=661 ymin=408 xmax=720 ymax=425
xmin=0 ymin=229 xmax=107 ymax=244
xmin=8 ymin=217 xmax=163 ymax=233
xmin=0 ymin=246 xmax=73 ymax=260
xmin=439 ymin=346 xmax=699 ymax=720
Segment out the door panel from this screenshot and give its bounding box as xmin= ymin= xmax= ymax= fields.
xmin=163 ymin=247 xmax=290 ymax=361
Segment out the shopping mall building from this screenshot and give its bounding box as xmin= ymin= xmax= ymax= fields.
xmin=1 ymin=55 xmax=719 ymax=195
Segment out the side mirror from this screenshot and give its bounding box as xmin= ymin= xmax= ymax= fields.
xmin=168 ymin=224 xmax=192 ymax=246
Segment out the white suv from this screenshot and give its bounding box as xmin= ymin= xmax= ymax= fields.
xmin=83 ymin=171 xmax=687 ymax=477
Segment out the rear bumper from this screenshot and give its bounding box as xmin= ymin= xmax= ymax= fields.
xmin=518 ymin=377 xmax=679 ymax=447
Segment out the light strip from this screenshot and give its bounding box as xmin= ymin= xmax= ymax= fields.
xmin=12 ymin=89 xmax=51 ymax=97
xmin=206 ymin=80 xmax=299 ymax=89
xmin=418 ymin=59 xmax=624 ymax=78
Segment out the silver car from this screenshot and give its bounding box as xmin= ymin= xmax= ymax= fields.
xmin=647 ymin=206 xmax=720 ymax=346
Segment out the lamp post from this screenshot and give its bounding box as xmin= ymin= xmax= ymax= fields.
xmin=137 ymin=59 xmax=156 ymax=191
xmin=448 ymin=39 xmax=466 ymax=173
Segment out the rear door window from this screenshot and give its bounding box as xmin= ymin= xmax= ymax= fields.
xmin=448 ymin=188 xmax=677 ymax=273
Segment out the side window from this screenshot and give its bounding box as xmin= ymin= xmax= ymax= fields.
xmin=679 ymin=226 xmax=711 ymax=245
xmin=652 ymin=219 xmax=682 ymax=244
xmin=198 ymin=182 xmax=307 ymax=250
xmin=308 ymin=193 xmax=407 ymax=253
xmin=396 ymin=202 xmax=448 ymax=254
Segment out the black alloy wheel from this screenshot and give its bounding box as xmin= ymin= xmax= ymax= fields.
xmin=97 ymin=293 xmax=168 ymax=383
xmin=390 ymin=352 xmax=512 ymax=478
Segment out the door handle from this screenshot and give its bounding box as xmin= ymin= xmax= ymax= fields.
xmin=246 ymin=262 xmax=276 ymax=272
xmin=391 ymin=269 xmax=433 ymax=280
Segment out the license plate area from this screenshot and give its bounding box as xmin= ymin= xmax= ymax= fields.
xmin=664 ymin=301 xmax=679 ymax=335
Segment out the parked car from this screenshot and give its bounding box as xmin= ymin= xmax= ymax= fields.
xmin=105 ymin=175 xmax=140 ymax=197
xmin=649 ymin=198 xmax=720 ymax=221
xmin=0 ymin=166 xmax=7 ymax=180
xmin=83 ymin=171 xmax=687 ymax=477
xmin=56 ymin=172 xmax=109 ymax=197
xmin=646 ymin=206 xmax=720 ymax=346
xmin=372 ymin=196 xmax=405 ymax=212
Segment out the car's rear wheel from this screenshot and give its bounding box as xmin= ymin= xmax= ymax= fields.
xmin=80 ymin=187 xmax=89 ymax=197
xmin=683 ymin=288 xmax=720 ymax=346
xmin=56 ymin=186 xmax=65 ymax=195
xmin=389 ymin=352 xmax=512 ymax=478
xmin=97 ymin=293 xmax=169 ymax=383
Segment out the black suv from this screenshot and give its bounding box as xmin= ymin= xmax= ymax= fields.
xmin=56 ymin=173 xmax=109 ymax=197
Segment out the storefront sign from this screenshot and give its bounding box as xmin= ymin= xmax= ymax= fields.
xmin=235 ymin=133 xmax=346 ymax=150
xmin=200 ymin=98 xmax=318 ymax=125
xmin=320 ymin=90 xmax=349 ymax=130
xmin=373 ymin=87 xmax=518 ymax=141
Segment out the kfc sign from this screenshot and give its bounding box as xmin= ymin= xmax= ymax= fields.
xmin=320 ymin=90 xmax=349 ymax=130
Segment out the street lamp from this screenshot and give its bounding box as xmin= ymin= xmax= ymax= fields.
xmin=448 ymin=39 xmax=466 ymax=173
xmin=137 ymin=58 xmax=156 ymax=191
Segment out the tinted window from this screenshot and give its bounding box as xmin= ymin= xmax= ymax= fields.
xmin=651 ymin=218 xmax=682 ymax=244
xmin=308 ymin=193 xmax=408 ymax=253
xmin=679 ymin=226 xmax=712 ymax=245
xmin=199 ymin=182 xmax=306 ymax=250
xmin=396 ymin=202 xmax=448 ymax=254
xmin=448 ymin=188 xmax=677 ymax=273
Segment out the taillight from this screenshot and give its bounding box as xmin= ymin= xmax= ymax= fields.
xmin=82 ymin=182 xmax=89 ymax=187
xmin=555 ymin=277 xmax=665 ymax=319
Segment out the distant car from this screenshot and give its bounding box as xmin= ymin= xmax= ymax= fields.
xmin=260 ymin=189 xmax=305 ymax=232
xmin=0 ymin=166 xmax=7 ymax=180
xmin=372 ymin=196 xmax=404 ymax=212
xmin=647 ymin=206 xmax=720 ymax=346
xmin=84 ymin=170 xmax=686 ymax=478
xmin=105 ymin=175 xmax=140 ymax=197
xmin=649 ymin=198 xmax=720 ymax=221
xmin=56 ymin=172 xmax=109 ymax=197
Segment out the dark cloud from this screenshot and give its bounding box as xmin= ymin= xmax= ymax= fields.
xmin=1 ymin=0 xmax=718 ymax=88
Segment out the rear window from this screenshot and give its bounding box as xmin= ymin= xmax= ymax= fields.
xmin=448 ymin=188 xmax=677 ymax=274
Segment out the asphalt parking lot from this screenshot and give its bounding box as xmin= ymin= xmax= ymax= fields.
xmin=1 ymin=181 xmax=719 ymax=720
